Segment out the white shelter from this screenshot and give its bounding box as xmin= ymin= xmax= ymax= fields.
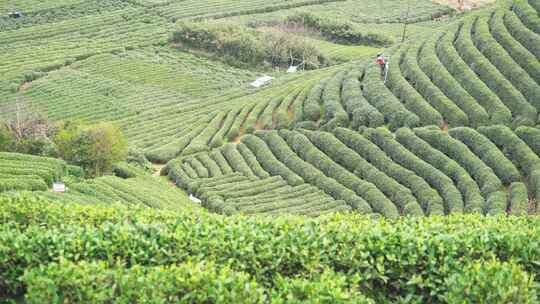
xmin=250 ymin=75 xmax=274 ymax=88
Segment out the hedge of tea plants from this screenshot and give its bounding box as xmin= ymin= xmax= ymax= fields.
xmin=166 ymin=125 xmax=539 ymax=217
xmin=0 ymin=195 xmax=538 ymax=303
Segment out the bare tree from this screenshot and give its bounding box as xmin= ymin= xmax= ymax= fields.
xmin=0 ymin=98 xmax=52 ymax=143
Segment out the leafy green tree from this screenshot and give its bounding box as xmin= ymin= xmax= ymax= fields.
xmin=0 ymin=126 xmax=14 ymax=151
xmin=56 ymin=121 xmax=128 ymax=176
xmin=87 ymin=122 xmax=128 ymax=176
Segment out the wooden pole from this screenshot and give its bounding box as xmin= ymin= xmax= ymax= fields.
xmin=401 ymin=0 xmax=411 ymax=43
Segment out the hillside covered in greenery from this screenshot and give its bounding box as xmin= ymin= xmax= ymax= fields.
xmin=1 ymin=0 xmax=540 ymax=302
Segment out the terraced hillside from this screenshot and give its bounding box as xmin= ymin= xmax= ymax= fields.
xmin=167 ymin=126 xmax=540 ymax=217
xmin=285 ymin=0 xmax=540 ymax=130
xmin=2 ymin=0 xmax=539 ymax=218
xmin=0 ymin=152 xmax=75 ymax=192
xmin=0 ymin=0 xmax=455 ymax=160
xmin=37 ymin=174 xmax=192 ymax=211
xmin=1 ymin=1 xmax=540 ymax=301
xmin=0 ymin=152 xmax=192 ymax=210
xmin=118 ymin=0 xmax=539 ymax=165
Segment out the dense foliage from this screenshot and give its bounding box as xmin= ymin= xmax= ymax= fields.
xmin=0 ymin=195 xmax=538 ymax=303
xmin=171 ymin=21 xmax=328 ymax=69
xmin=1 ymin=0 xmax=540 ymax=302
xmin=285 ymin=12 xmax=394 ymax=46
xmin=167 ymin=126 xmax=539 ymax=217
xmin=55 ymin=121 xmax=128 ymax=176
xmin=0 ymin=152 xmax=69 ymax=192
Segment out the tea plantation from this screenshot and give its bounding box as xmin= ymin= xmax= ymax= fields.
xmin=1 ymin=0 xmax=540 ymax=302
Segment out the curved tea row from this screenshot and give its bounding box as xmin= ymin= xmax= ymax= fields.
xmin=167 ymin=125 xmax=540 ymax=217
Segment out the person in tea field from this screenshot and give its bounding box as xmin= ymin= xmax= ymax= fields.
xmin=376 ymin=53 xmax=387 ymax=78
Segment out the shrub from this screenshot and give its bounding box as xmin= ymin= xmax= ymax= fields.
xmin=166 ymin=159 xmax=198 ymax=192
xmin=303 ymin=129 xmax=422 ymax=216
xmin=529 ymin=0 xmax=540 ymax=12
xmin=271 ymin=270 xmax=374 ymax=304
xmin=386 ymin=48 xmax=443 ymax=127
xmin=490 ymin=9 xmax=540 ymax=85
xmin=303 ymin=80 xmax=326 ymax=122
xmin=436 ymin=29 xmax=512 ymax=125
xmin=0 ymin=178 xmax=48 ymax=192
xmin=516 ymin=126 xmax=540 ymax=156
xmin=2 ymin=196 xmax=540 ymax=302
xmin=503 ymin=10 xmax=540 ymax=62
xmin=397 ymin=128 xmax=483 ymax=213
xmin=199 ymin=176 xmax=288 ymax=203
xmin=415 ymin=128 xmax=502 ymax=196
xmin=261 ymin=130 xmax=372 ymax=214
xmin=400 ymin=44 xmax=469 ymax=127
xmin=0 ymin=167 xmax=55 ymax=186
xmin=361 ymin=62 xmax=420 ymax=130
xmin=23 ymin=260 xmax=265 ymax=304
xmin=244 ymin=98 xmax=271 ymax=134
xmin=0 ymin=152 xmax=69 ymax=189
xmin=184 ymin=157 xmax=209 ymax=179
xmin=209 ymin=107 xmax=241 ymax=148
xmin=227 ymin=104 xmax=254 ymax=142
xmin=341 ymin=70 xmax=384 ymax=129
xmin=259 ymin=96 xmax=284 ymax=130
xmin=455 ymin=18 xmax=537 ymax=127
xmin=66 ymin=165 xmax=85 ymax=178
xmin=0 ymin=126 xmax=14 ymax=151
xmin=321 ymin=71 xmax=349 ymax=128
xmin=291 ymin=84 xmax=311 ymax=124
xmin=449 ymin=127 xmax=521 ymax=184
xmin=209 ymin=150 xmax=233 ymax=175
xmin=513 ymin=0 xmax=540 ymax=34
xmin=274 ymin=89 xmax=300 ymax=130
xmin=333 ymin=127 xmax=444 ymax=215
xmin=221 ymin=143 xmax=255 ymax=177
xmin=171 ymin=21 xmax=327 ymax=69
xmin=125 ymin=149 xmax=152 ymax=172
xmin=473 ymin=14 xmax=540 ymax=113
xmin=294 ymin=120 xmax=319 ymax=130
xmin=444 ymin=260 xmax=537 ymax=304
xmin=171 ymin=22 xmax=265 ymax=68
xmin=241 ymin=135 xmax=303 ymax=185
xmin=485 ymin=190 xmax=508 ymax=215
xmin=417 ymin=36 xmax=488 ymax=127
xmin=479 ymin=125 xmax=540 ymax=176
xmin=279 ymin=130 xmax=389 ymax=216
xmin=479 ymin=125 xmax=540 ymax=203
xmin=285 ymin=12 xmax=393 ymax=46
xmin=366 ymin=128 xmax=452 ymax=214
xmin=395 ymin=128 xmax=470 ymax=213
xmin=236 ymin=143 xmax=271 ymax=179
xmin=146 ymin=124 xmax=207 ymax=163
xmin=112 ymin=162 xmax=138 ymax=179
xmin=182 ymin=162 xmax=199 ymax=179
xmin=509 ymin=182 xmax=529 ymax=215
xmin=263 ymin=28 xmax=328 ymax=70
xmin=196 ymin=153 xmax=222 ymax=177
xmin=183 ymin=112 xmax=226 ymax=156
